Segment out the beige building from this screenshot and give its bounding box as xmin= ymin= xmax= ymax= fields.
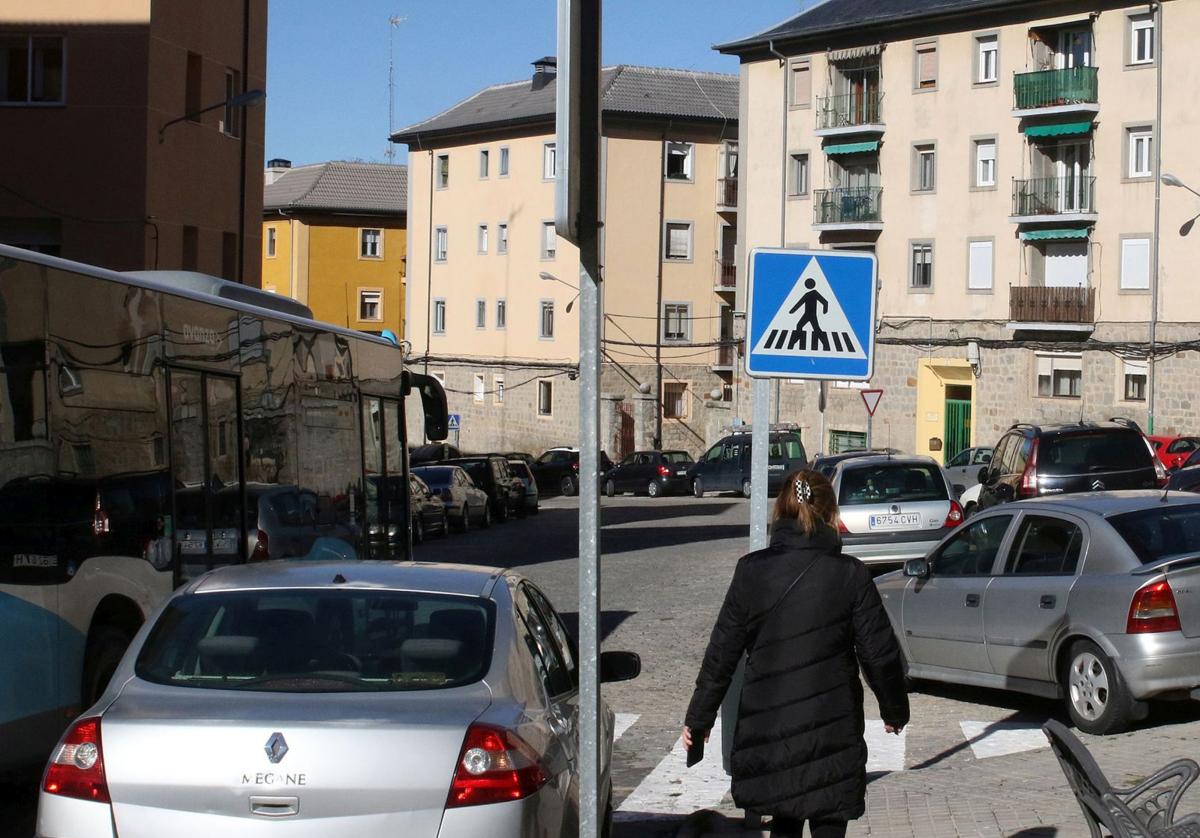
xmin=719 ymin=0 xmax=1200 ymax=460
xmin=0 ymin=0 xmax=266 ymax=284
xmin=393 ymin=59 xmax=739 ymax=456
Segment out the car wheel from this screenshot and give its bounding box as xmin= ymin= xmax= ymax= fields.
xmin=496 ymin=500 xmax=509 ymax=523
xmin=741 ymin=478 xmax=752 ymax=499
xmin=459 ymin=505 xmax=470 ymax=532
xmin=1062 ymin=639 xmax=1140 ymax=735
xmin=605 ymin=479 xmax=616 ymax=498
xmin=413 ymin=517 xmax=425 ymax=545
xmin=82 ymin=625 xmax=134 ymax=707
xmin=481 ymin=504 xmax=491 ymax=529
xmin=439 ymin=511 xmax=450 ymax=538
xmin=561 ymin=475 xmax=578 ymax=497
xmin=530 ymin=499 xmax=539 ymax=515
xmin=693 ymin=477 xmax=704 ymax=498
xmin=647 ymin=480 xmax=661 ymax=498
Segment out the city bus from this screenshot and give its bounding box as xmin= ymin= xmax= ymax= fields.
xmin=0 ymin=243 xmax=447 ymax=771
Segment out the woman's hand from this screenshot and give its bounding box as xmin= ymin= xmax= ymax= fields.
xmin=682 ymin=726 xmax=711 ymax=748
xmin=885 ymin=723 xmax=904 ymax=735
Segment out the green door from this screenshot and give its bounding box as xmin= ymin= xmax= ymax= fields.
xmin=944 ymin=399 xmax=972 ymax=464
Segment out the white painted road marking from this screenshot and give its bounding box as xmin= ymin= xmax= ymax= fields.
xmin=613 ymin=713 xmax=639 ymax=742
xmin=615 ymin=719 xmax=729 ymax=820
xmin=865 ymin=719 xmax=907 ymax=772
xmin=959 ymin=721 xmax=1048 ymax=759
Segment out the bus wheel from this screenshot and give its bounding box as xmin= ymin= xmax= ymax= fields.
xmin=81 ymin=626 xmax=133 ymax=707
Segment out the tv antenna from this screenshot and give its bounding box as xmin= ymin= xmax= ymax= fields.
xmin=386 ymin=14 xmax=407 ymax=163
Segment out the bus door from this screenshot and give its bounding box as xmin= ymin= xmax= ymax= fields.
xmin=168 ymin=369 xmax=244 ymax=581
xmin=361 ymin=395 xmax=409 ymax=559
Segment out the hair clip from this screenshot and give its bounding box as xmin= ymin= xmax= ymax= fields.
xmin=794 ymin=479 xmax=813 ymax=504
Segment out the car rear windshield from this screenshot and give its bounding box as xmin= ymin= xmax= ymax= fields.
xmin=1108 ymin=504 xmax=1200 ymax=564
xmin=136 ymin=589 xmax=494 ymax=693
xmin=1039 ymin=431 xmax=1151 ymax=475
xmin=413 ymin=468 xmax=451 ymax=487
xmin=769 ymin=436 xmax=806 ymax=461
xmin=839 ymin=464 xmax=948 ymax=506
xmin=663 ymin=452 xmax=693 ymax=464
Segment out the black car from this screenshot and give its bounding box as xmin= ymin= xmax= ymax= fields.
xmin=1167 ymin=464 xmax=1200 ymax=493
xmin=604 ymin=450 xmax=695 ymax=497
xmin=443 ymin=455 xmax=526 ymax=521
xmin=977 ymin=421 xmax=1166 ymax=512
xmin=530 ymin=448 xmax=613 ymax=497
xmin=810 ymin=448 xmax=902 ymax=478
xmin=410 ymin=442 xmax=464 ymax=465
xmin=689 ymin=429 xmax=808 ymax=498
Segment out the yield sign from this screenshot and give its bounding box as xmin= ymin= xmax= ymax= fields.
xmin=861 ymin=389 xmax=883 ymax=417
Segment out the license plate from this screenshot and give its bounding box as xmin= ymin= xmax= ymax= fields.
xmin=869 ymin=513 xmax=921 ymax=530
xmin=178 ymin=538 xmax=206 ymax=555
xmin=212 ymin=537 xmax=237 ymax=554
xmin=675 ymin=470 xmax=687 ymax=476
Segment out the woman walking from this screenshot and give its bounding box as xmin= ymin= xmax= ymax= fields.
xmin=683 ymin=470 xmax=909 ymax=837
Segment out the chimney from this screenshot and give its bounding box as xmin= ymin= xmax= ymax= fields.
xmin=531 ymin=56 xmax=557 ymax=91
xmin=264 ymin=158 xmax=292 ymax=185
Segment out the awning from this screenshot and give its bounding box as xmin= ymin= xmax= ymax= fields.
xmin=1024 ymin=121 xmax=1094 ymax=138
xmin=828 ymin=44 xmax=882 ymax=61
xmin=825 ymin=140 xmax=879 ymax=156
xmin=1020 ymin=228 xmax=1090 ymax=241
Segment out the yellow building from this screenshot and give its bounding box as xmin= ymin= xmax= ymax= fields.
xmin=262 ymin=160 xmax=407 ymax=337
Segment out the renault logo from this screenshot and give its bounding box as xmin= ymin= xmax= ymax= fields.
xmin=264 ymin=732 xmax=289 ymax=764
xmin=1091 ymin=479 xmax=1106 ymax=491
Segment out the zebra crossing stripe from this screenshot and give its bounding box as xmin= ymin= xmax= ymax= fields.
xmin=615 ymin=718 xmax=730 ymax=821
xmin=959 ymin=721 xmax=1047 ymax=759
xmin=761 ymin=328 xmax=857 ymax=355
xmin=613 ymin=713 xmax=639 ymax=742
xmin=864 ymin=719 xmax=907 ymax=773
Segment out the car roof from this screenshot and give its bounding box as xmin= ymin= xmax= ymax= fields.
xmin=187 ymin=560 xmax=507 ymax=597
xmin=981 ymin=490 xmax=1200 ymax=518
xmin=836 ymin=454 xmax=937 ymax=470
xmin=1006 ymin=420 xmax=1144 ymax=437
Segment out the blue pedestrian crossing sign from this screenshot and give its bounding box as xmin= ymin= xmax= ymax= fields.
xmin=745 ymin=248 xmax=877 ymax=381
xmin=447 ymin=413 xmax=462 ymax=431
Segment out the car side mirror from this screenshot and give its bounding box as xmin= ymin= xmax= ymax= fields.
xmin=978 ymin=466 xmax=991 ymax=485
xmin=599 ymin=650 xmax=641 ymax=683
xmin=903 ymin=558 xmax=930 ymax=578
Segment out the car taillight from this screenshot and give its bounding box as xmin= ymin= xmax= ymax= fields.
xmin=657 ymin=464 xmax=670 ymax=477
xmin=1151 ymin=449 xmax=1169 ymax=488
xmin=1127 ymin=580 xmax=1182 ymax=634
xmin=944 ymin=500 xmax=964 ymax=528
xmin=250 ymin=529 xmax=269 ymax=562
xmin=446 ymin=724 xmax=548 ymax=808
xmin=1017 ymin=439 xmax=1040 ymax=498
xmin=92 ymin=491 xmax=109 ymax=536
xmin=43 ymin=717 xmax=110 ymax=803
xmin=837 ymin=518 xmax=849 ymax=534
xmin=572 ymin=461 xmax=579 ymax=471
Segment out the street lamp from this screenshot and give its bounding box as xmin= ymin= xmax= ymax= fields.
xmin=1162 ymin=172 xmax=1200 ymax=197
xmin=158 ymin=88 xmax=266 ymax=143
xmin=539 ymin=271 xmax=579 ymax=312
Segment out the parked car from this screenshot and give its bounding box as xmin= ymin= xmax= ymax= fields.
xmin=604 ymin=450 xmax=695 ymax=497
xmin=810 ymin=448 xmax=902 ymax=478
xmin=942 ymin=446 xmax=993 ymax=491
xmin=958 ymin=481 xmax=984 ymax=517
xmin=690 ymin=428 xmax=808 ymax=498
xmin=976 ymin=422 xmax=1165 ymax=513
xmin=1149 ymin=435 xmax=1200 ymax=471
xmin=875 ymin=491 xmax=1200 ymax=735
xmin=38 ymin=560 xmax=641 ymax=836
xmin=410 ymin=442 xmax=464 ymax=465
xmin=831 ymin=455 xmax=963 ymax=565
xmin=1166 ymin=465 xmax=1200 ymax=494
xmin=504 ymin=452 xmax=536 ymax=466
xmin=507 ymin=460 xmax=541 ymax=516
xmin=413 ymin=465 xmax=493 ymax=531
xmin=444 ymin=456 xmax=526 ymax=521
xmin=366 ymin=473 xmax=449 ymax=552
xmin=529 ymin=447 xmax=613 ymax=497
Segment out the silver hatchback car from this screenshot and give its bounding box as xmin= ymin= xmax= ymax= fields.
xmin=37 ymin=561 xmax=639 ymax=837
xmin=875 ymin=491 xmax=1200 ymax=735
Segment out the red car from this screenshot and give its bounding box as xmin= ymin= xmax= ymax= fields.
xmin=1149 ymin=435 xmax=1200 ymax=470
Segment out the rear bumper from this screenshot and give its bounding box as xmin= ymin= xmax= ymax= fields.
xmin=841 ymin=529 xmax=945 ymax=565
xmin=1108 ymin=633 xmax=1200 ymax=700
xmin=438 ymin=784 xmax=564 ymax=837
xmin=655 ymin=476 xmax=691 ymax=494
xmin=37 ymin=792 xmax=115 ymax=838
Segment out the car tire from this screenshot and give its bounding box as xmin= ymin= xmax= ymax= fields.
xmin=741 ymin=479 xmax=752 ymax=499
xmin=693 ymin=477 xmax=704 ymax=498
xmin=1062 ymin=639 xmax=1141 ymax=735
xmin=413 ymin=517 xmax=425 ymax=545
xmin=459 ymin=505 xmax=470 ymax=532
xmin=530 ymin=499 xmax=539 ymax=515
xmin=81 ymin=625 xmax=134 ymax=707
xmin=647 ymin=480 xmax=661 ymax=498
xmin=561 ymin=475 xmax=578 ymax=497
xmin=496 ymin=500 xmax=509 ymax=523
xmin=439 ymin=511 xmax=450 ymax=538
xmin=605 ymin=479 xmax=616 ymax=498
xmin=481 ymin=504 xmax=491 ymax=529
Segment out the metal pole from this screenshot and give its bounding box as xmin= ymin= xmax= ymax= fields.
xmin=750 ymin=378 xmax=770 ymax=550
xmin=1148 ymin=0 xmax=1163 ymax=434
xmin=866 ymin=411 xmax=873 ymax=451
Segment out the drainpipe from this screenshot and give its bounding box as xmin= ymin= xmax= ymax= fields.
xmin=237 ymin=0 xmax=250 ymax=283
xmin=768 ymin=39 xmax=788 ymax=431
xmin=655 ymin=132 xmax=667 ymax=448
xmin=1148 ymin=1 xmax=1163 ymax=434
xmin=425 ymin=149 xmax=434 ymax=383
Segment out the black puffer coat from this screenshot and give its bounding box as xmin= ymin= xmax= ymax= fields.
xmin=685 ymin=520 xmax=909 ymax=821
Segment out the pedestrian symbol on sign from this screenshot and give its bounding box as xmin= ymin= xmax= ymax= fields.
xmin=752 ymin=256 xmax=865 ymax=360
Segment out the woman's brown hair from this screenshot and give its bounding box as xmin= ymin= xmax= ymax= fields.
xmin=772 ymin=469 xmax=839 ymax=536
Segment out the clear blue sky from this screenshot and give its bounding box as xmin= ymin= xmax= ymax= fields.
xmin=265 ymin=0 xmax=806 ymax=166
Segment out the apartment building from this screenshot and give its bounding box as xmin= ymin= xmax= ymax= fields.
xmin=262 ymin=159 xmax=407 ymax=337
xmin=393 ymin=59 xmax=739 ymax=456
xmin=719 ymin=0 xmax=1200 ymax=461
xmin=0 ymin=0 xmax=266 ymax=284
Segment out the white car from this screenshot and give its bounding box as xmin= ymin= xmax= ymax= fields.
xmin=960 ymin=482 xmax=983 ymax=517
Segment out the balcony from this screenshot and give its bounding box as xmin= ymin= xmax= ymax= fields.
xmin=1010 ymin=176 xmax=1097 ymax=223
xmin=717 ymin=177 xmax=738 ymax=211
xmin=814 ymin=92 xmax=884 ymax=137
xmin=714 ymin=260 xmax=736 ymax=292
xmin=711 ymin=343 xmax=735 ymax=372
xmin=813 ymin=186 xmax=883 ymax=231
xmin=1012 ymin=67 xmax=1099 ymax=117
xmin=1008 ymin=286 xmax=1095 ymax=330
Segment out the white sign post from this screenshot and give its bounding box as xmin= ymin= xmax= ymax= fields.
xmin=861 ymin=389 xmax=883 ymax=450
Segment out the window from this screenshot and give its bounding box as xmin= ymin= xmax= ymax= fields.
xmin=909 ymin=242 xmax=933 ymax=290
xmin=932 ymin=515 xmax=1012 ymax=576
xmin=475 ymin=298 xmax=486 ymax=329
xmin=976 ymin=34 xmax=999 ymax=83
xmin=360 ymin=228 xmax=382 ymax=258
xmin=473 ymin=374 xmax=485 ymax=402
xmin=968 ymin=240 xmax=993 ymax=291
xmin=829 ymin=430 xmax=867 ymax=454
xmin=496 ymin=298 xmax=506 ymax=329
xmin=185 ymin=51 xmax=202 ymax=117
xmin=663 ymin=382 xmax=688 ymax=419
xmin=433 ymin=299 xmax=446 ymax=334
xmin=913 ymin=143 xmax=936 ymax=192
xmin=436 ymin=154 xmax=449 ymax=188
xmin=541 ymin=222 xmax=556 ymax=259
xmin=543 ymin=142 xmax=557 ymax=179
xmin=479 ymin=149 xmax=489 ymax=178
xmin=499 ymin=146 xmax=510 ymax=176
xmin=665 ymin=142 xmax=694 ymax=181
xmin=1005 ymin=516 xmax=1083 ymax=575
xmin=1127 ymin=128 xmax=1153 ymax=178
xmin=359 ymin=289 xmax=383 ymax=321
xmin=1037 ymin=354 xmax=1082 ymax=398
xmin=494 ymin=376 xmax=505 ymax=404
xmin=1 ymin=35 xmax=64 ymax=104
xmin=664 ymin=222 xmax=693 ymax=261
xmin=1130 ymin=14 xmax=1155 ymax=65
xmin=223 ymin=69 xmax=241 ymax=137
xmin=663 ymin=303 xmax=691 ymax=342
xmin=789 ymin=60 xmax=811 ymax=107
xmin=539 ymin=301 xmax=555 ymax=339
xmin=788 ymin=153 xmax=809 ymax=197
xmin=915 ymin=41 xmax=938 ymax=90
xmin=974 ymin=139 xmax=997 ymax=187
xmin=476 ymin=224 xmax=488 ymax=254
xmin=517 ymin=584 xmax=576 ymax=696
xmin=1123 ymin=359 xmax=1148 ymax=401
xmin=265 ymin=227 xmax=277 ymax=258
xmin=1120 ymin=237 xmax=1150 ymax=290
xmin=435 ymin=226 xmax=448 ymax=262
xmin=497 ymin=223 xmax=508 ymax=254
xmin=538 ymin=380 xmax=553 ymax=416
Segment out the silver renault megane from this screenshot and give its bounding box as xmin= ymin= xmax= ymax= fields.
xmin=36 ymin=560 xmax=639 ymax=837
